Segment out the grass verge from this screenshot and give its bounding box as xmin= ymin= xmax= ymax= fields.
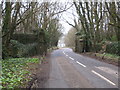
xmin=81 ymin=52 xmax=119 ymax=66
xmin=95 ymin=53 xmax=120 ymax=63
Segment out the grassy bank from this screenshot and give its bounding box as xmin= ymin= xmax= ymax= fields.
xmin=95 ymin=53 xmax=120 ymax=63
xmin=82 ymin=52 xmax=119 ymax=66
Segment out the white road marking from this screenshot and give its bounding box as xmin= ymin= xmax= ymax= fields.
xmin=69 ymin=57 xmax=74 ymax=60
xmin=66 ymin=54 xmax=68 ymax=56
xmin=63 ymin=52 xmax=65 ymax=55
xmin=92 ymin=70 xmax=116 ymax=86
xmin=63 ymin=51 xmax=69 ymax=57
xmin=76 ymin=61 xmax=86 ymax=67
xmin=63 ymin=51 xmax=74 ymax=61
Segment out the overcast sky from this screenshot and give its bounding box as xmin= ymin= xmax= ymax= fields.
xmin=58 ymin=2 xmax=78 ymax=47
xmin=59 ymin=2 xmax=78 ymax=35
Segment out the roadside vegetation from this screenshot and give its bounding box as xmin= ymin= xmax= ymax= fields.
xmin=81 ymin=52 xmax=119 ymax=65
xmin=1 ymin=1 xmax=70 ymax=88
xmin=64 ymin=27 xmax=77 ymax=48
xmin=1 ymin=1 xmax=120 ymax=88
xmin=65 ymin=1 xmax=120 ymax=65
xmin=95 ymin=53 xmax=120 ymax=63
xmin=1 ymin=58 xmax=39 ymax=88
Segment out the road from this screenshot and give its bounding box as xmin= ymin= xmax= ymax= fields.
xmin=45 ymin=48 xmax=118 ymax=88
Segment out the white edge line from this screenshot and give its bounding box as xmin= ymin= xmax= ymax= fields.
xmin=76 ymin=61 xmax=86 ymax=67
xmin=92 ymin=70 xmax=116 ymax=86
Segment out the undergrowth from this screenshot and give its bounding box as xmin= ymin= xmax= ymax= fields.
xmin=0 ymin=58 xmax=39 ymax=88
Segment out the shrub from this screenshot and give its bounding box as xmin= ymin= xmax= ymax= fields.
xmin=95 ymin=43 xmax=102 ymax=52
xmin=21 ymin=43 xmax=39 ymax=57
xmin=91 ymin=43 xmax=102 ymax=52
xmin=9 ymin=40 xmax=23 ymax=57
xmin=106 ymin=42 xmax=120 ymax=55
xmin=10 ymin=40 xmax=39 ymax=57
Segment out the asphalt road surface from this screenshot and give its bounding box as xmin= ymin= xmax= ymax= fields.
xmin=45 ymin=48 xmax=118 ymax=88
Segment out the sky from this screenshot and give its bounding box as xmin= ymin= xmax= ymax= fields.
xmin=59 ymin=2 xmax=78 ymax=35
xmin=58 ymin=2 xmax=78 ymax=47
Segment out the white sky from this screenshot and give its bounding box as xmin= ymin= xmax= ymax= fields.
xmin=59 ymin=2 xmax=78 ymax=35
xmin=58 ymin=2 xmax=78 ymax=47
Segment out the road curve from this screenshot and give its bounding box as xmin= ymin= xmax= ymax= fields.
xmin=45 ymin=48 xmax=118 ymax=88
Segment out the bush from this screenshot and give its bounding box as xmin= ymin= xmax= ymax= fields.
xmin=95 ymin=43 xmax=102 ymax=52
xmin=111 ymin=35 xmax=117 ymax=41
xmin=10 ymin=40 xmax=24 ymax=57
xmin=21 ymin=43 xmax=39 ymax=57
xmin=91 ymin=43 xmax=102 ymax=52
xmin=12 ymin=34 xmax=38 ymax=44
xmin=106 ymin=42 xmax=120 ymax=55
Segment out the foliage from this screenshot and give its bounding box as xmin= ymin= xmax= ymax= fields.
xmin=12 ymin=34 xmax=38 ymax=44
xmin=106 ymin=42 xmax=120 ymax=55
xmin=64 ymin=27 xmax=77 ymax=47
xmin=96 ymin=53 xmax=120 ymax=62
xmin=2 ymin=45 xmax=9 ymax=59
xmin=21 ymin=43 xmax=39 ymax=57
xmin=10 ymin=40 xmax=39 ymax=57
xmin=1 ymin=58 xmax=39 ymax=88
xmin=2 ymin=2 xmax=65 ymax=58
xmin=104 ymin=53 xmax=120 ymax=60
xmin=10 ymin=40 xmax=24 ymax=57
xmin=72 ymin=2 xmax=120 ymax=53
xmin=111 ymin=35 xmax=118 ymax=41
xmin=46 ymin=18 xmax=63 ymax=47
xmin=92 ymin=43 xmax=102 ymax=52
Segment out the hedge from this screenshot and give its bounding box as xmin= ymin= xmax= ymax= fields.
xmin=10 ymin=40 xmax=39 ymax=57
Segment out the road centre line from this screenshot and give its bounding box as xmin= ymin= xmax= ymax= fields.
xmin=63 ymin=51 xmax=69 ymax=57
xmin=66 ymin=54 xmax=68 ymax=56
xmin=63 ymin=51 xmax=65 ymax=53
xmin=92 ymin=70 xmax=116 ymax=86
xmin=63 ymin=51 xmax=66 ymax=55
xmin=69 ymin=57 xmax=74 ymax=60
xmin=63 ymin=52 xmax=74 ymax=61
xmin=76 ymin=61 xmax=86 ymax=67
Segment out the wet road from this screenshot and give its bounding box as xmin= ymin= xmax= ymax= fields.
xmin=45 ymin=48 xmax=118 ymax=88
